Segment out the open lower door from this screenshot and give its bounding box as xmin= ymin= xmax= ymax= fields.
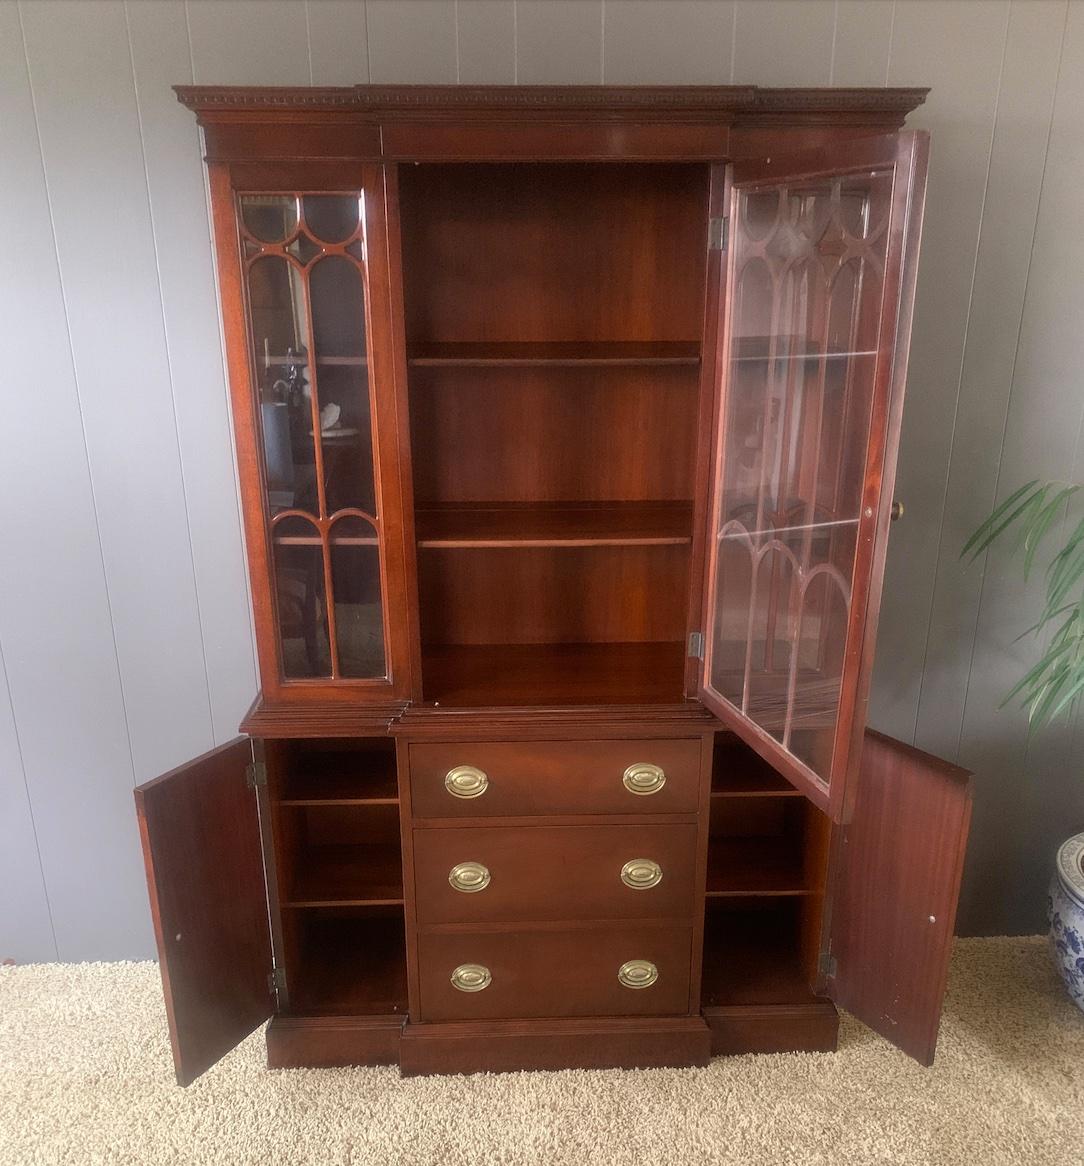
xmin=827 ymin=730 xmax=972 ymax=1065
xmin=699 ymin=132 xmax=929 ymax=822
xmin=134 ymin=738 xmax=272 ymax=1085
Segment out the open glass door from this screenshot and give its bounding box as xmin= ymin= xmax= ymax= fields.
xmin=701 ymin=132 xmax=929 ymax=820
xmin=135 ymin=739 xmax=272 ymax=1085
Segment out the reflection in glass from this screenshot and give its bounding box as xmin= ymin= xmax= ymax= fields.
xmin=241 ymin=195 xmax=299 ymax=242
xmin=742 ymin=188 xmax=781 ymax=241
xmin=330 ymin=516 xmax=386 ymax=679
xmin=789 ymin=572 xmax=849 ymax=772
xmin=314 ymin=365 xmax=376 ymax=514
xmin=746 ymin=548 xmax=797 ymax=741
xmin=310 ymin=256 xmax=367 ymax=358
xmin=287 ymin=234 xmax=323 ymax=265
xmin=309 ymin=257 xmax=375 ymax=514
xmin=272 ymin=515 xmax=330 ymax=678
xmin=712 ymin=532 xmax=753 ymax=707
xmin=303 ymin=195 xmax=360 ymax=244
xmin=248 ymin=258 xmax=317 ymax=515
xmin=710 ymin=170 xmax=894 ymax=788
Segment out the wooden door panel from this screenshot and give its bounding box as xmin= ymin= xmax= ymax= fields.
xmin=134 ymin=738 xmax=272 ymax=1086
xmin=828 ymin=730 xmax=971 ymax=1065
xmin=699 ymin=132 xmax=929 ymax=822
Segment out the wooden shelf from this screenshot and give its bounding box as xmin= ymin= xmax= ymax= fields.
xmin=416 ymin=501 xmax=694 ymax=549
xmin=272 ymin=535 xmax=379 ymax=547
xmin=280 ymin=750 xmax=398 ymax=805
xmin=705 ymin=837 xmax=812 ymax=897
xmin=421 ymin=641 xmax=688 ymax=707
xmin=289 ymin=911 xmax=407 ymax=1016
xmin=701 ymin=903 xmax=820 ymax=1007
xmin=266 ymin=354 xmax=367 ymax=367
xmin=730 ymin=336 xmax=877 ymax=365
xmin=285 ymin=844 xmax=404 ymax=907
xmin=711 ymin=739 xmax=802 ymax=797
xmin=408 ymin=340 xmax=700 ymax=368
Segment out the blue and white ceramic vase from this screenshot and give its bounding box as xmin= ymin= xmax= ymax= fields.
xmin=1049 ymin=832 xmax=1084 ymax=1012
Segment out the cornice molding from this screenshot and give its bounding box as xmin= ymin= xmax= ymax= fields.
xmin=176 ymin=83 xmax=928 ymax=118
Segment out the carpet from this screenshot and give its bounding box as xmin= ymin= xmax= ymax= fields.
xmin=1 ymin=937 xmax=1082 ymax=1165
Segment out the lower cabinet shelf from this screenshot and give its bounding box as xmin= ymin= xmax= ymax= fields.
xmin=699 ymin=901 xmax=838 ymax=1056
xmin=287 ymin=907 xmax=408 ymax=1016
xmin=700 ymin=900 xmax=820 ymax=1008
xmin=284 ymin=843 xmax=405 ymax=907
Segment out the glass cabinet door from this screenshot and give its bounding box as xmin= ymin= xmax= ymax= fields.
xmin=700 ymin=133 xmax=929 ymax=820
xmin=223 ymin=171 xmax=412 ymax=701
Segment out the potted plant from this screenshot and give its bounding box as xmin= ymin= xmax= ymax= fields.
xmin=964 ymin=480 xmax=1084 ymax=1009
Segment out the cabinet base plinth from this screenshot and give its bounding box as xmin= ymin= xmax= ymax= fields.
xmin=703 ymin=1001 xmax=839 ymax=1056
xmin=399 ymin=1016 xmax=712 ymax=1076
xmin=266 ymin=1014 xmax=404 ymax=1069
xmin=265 ymin=1006 xmax=838 ymax=1074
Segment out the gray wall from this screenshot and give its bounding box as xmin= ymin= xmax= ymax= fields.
xmin=1 ymin=0 xmax=1082 ymax=962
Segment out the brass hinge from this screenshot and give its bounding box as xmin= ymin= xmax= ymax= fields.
xmin=246 ymin=761 xmax=267 ymax=790
xmin=268 ymin=966 xmax=286 ymax=997
xmin=688 ymin=631 xmax=705 ymax=660
xmin=708 ymin=216 xmax=728 ymax=251
xmin=819 ymin=950 xmax=838 ymax=979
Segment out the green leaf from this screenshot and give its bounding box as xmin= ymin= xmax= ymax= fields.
xmin=960 ymin=480 xmax=1040 ymax=561
xmin=963 ymin=478 xmax=1084 ymax=731
xmin=1047 ymin=669 xmax=1084 ymax=724
xmin=1023 ymin=486 xmax=1078 ymax=576
xmin=1027 ymin=666 xmax=1077 ymax=730
xmin=999 ymin=636 xmax=1080 ymax=707
xmin=1013 ymin=605 xmax=1078 ymax=642
xmin=1044 ymin=545 xmax=1084 ymax=616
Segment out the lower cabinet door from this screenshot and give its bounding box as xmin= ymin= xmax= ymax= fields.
xmin=413 ymin=824 xmax=699 ymax=924
xmin=417 ymin=924 xmax=694 ymax=1020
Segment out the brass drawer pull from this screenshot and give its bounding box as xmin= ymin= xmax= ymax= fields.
xmin=449 ymin=861 xmax=491 ymax=893
xmin=445 ymin=765 xmax=489 ymax=799
xmin=623 ymin=762 xmax=666 ymax=796
xmin=451 ymin=963 xmax=491 ymax=992
xmin=618 ymin=960 xmax=658 ymax=989
xmin=620 ymin=858 xmax=662 ymax=889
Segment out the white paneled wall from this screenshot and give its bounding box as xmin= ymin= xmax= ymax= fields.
xmin=1 ymin=0 xmax=1081 ymax=960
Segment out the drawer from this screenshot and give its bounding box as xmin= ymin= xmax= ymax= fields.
xmin=408 ymin=739 xmax=703 ymax=818
xmin=417 ymin=924 xmax=693 ymax=1020
xmin=413 ymin=824 xmax=699 ymax=923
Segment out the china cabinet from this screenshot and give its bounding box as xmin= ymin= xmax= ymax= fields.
xmin=134 ymin=85 xmax=971 ymax=1085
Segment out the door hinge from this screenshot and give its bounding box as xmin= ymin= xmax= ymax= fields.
xmin=246 ymin=761 xmax=267 ymax=790
xmin=268 ymin=966 xmax=286 ymax=997
xmin=688 ymin=631 xmax=705 ymax=660
xmin=708 ymin=216 xmax=728 ymax=251
xmin=819 ymin=950 xmax=838 ymax=979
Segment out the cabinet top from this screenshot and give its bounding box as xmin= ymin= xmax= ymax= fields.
xmin=176 ymin=83 xmax=927 ymax=121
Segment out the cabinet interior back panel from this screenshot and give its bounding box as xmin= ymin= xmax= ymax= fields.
xmin=399 ymin=163 xmax=710 ymax=342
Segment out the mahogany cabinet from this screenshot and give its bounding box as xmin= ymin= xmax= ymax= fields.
xmin=134 ymin=85 xmax=972 ymax=1085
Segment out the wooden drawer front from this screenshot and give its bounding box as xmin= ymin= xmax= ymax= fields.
xmin=417 ymin=925 xmax=693 ymax=1020
xmin=408 ymin=739 xmax=702 ymax=818
xmin=413 ymin=824 xmax=698 ymax=923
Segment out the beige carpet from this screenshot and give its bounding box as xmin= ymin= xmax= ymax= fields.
xmin=1 ymin=937 xmax=1082 ymax=1165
